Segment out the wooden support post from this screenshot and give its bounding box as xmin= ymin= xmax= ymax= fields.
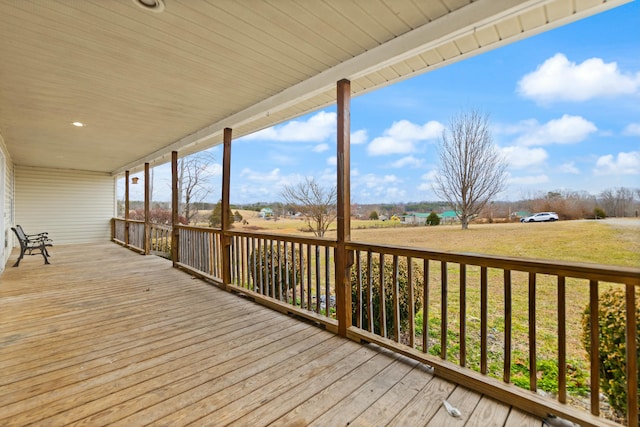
xmin=336 ymin=79 xmax=352 ymax=337
xmin=171 ymin=151 xmax=179 ymax=267
xmin=144 ymin=163 xmax=150 ymax=255
xmin=124 ymin=170 xmax=130 ymax=246
xmin=221 ymin=128 xmax=233 ymax=291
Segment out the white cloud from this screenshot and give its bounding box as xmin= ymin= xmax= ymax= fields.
xmin=518 ymin=53 xmax=640 ymax=103
xmin=313 ymin=143 xmax=329 ymax=153
xmin=514 ymin=115 xmax=597 ymax=146
xmin=623 ymin=123 xmax=640 ymax=136
xmin=367 ymin=119 xmax=444 ymax=156
xmin=239 ymin=167 xmax=284 ymax=182
xmin=351 ymin=129 xmax=368 ymax=145
xmin=240 ymin=111 xmax=335 ymax=142
xmin=239 ymin=111 xmax=369 ymax=146
xmin=508 ymin=174 xmax=550 ymax=185
xmin=558 ymin=162 xmax=580 ymax=174
xmin=327 ymin=156 xmax=337 ymax=166
xmin=420 ymin=170 xmax=438 ymax=182
xmin=594 ymin=151 xmax=640 ymax=175
xmin=355 ymin=173 xmax=401 ymax=188
xmin=204 ymin=163 xmax=223 ymax=176
xmin=501 ymin=146 xmax=548 ymax=168
xmin=390 ymin=156 xmax=424 ymax=168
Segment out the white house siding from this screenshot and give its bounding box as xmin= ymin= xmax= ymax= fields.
xmin=15 ymin=166 xmax=115 ymax=245
xmin=0 ymin=132 xmax=14 ymax=271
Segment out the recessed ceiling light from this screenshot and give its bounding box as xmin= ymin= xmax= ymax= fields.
xmin=72 ymin=122 xmax=85 ymax=127
xmin=133 ymin=0 xmax=165 ymax=13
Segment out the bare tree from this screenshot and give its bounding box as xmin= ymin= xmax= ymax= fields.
xmin=176 ymin=151 xmax=217 ymax=224
xmin=433 ymin=111 xmax=507 ymax=229
xmin=281 ymin=177 xmax=337 ymax=237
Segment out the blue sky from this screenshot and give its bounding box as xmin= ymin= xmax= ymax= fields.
xmin=128 ymin=2 xmax=639 ymax=205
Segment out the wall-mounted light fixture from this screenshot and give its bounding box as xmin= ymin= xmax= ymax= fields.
xmin=131 ymin=177 xmax=140 ymax=184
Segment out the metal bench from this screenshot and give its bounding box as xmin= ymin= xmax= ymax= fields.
xmin=11 ymin=225 xmax=53 ymax=267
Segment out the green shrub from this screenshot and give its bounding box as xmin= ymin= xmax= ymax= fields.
xmin=351 ymin=255 xmax=424 ymax=341
xmin=208 ymin=200 xmax=235 ymax=228
xmin=581 ymin=288 xmax=640 ymax=418
xmin=369 ymin=210 xmax=379 ymax=220
xmin=249 ymin=243 xmax=304 ymax=301
xmin=594 ymin=207 xmax=606 ymax=219
xmin=426 ymin=211 xmax=440 ymax=226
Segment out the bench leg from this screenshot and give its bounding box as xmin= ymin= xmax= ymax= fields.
xmin=12 ymin=249 xmax=26 ymax=267
xmin=40 ymin=244 xmax=50 ymax=265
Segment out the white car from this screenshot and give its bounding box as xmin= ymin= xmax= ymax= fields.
xmin=520 ymin=212 xmax=559 ymax=222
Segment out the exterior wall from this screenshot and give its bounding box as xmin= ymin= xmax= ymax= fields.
xmin=15 ymin=166 xmax=115 ymax=245
xmin=0 ymin=132 xmax=14 ymax=271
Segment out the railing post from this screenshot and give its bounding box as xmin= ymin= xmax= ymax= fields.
xmin=144 ymin=162 xmax=150 ymax=255
xmin=221 ymin=127 xmax=233 ymax=291
xmin=171 ymin=151 xmax=179 ymax=267
xmin=336 ymin=78 xmax=352 ymax=337
xmin=124 ymin=170 xmax=130 ymax=247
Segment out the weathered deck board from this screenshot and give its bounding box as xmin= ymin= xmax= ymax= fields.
xmin=0 ymin=243 xmax=543 ymax=426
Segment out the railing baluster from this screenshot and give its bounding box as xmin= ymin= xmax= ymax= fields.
xmin=407 ymin=256 xmax=415 ymax=349
xmin=481 ymin=266 xmax=488 ymax=374
xmin=284 ymin=241 xmax=290 ymax=303
xmin=423 ymin=259 xmax=429 ymax=354
xmin=325 ymin=246 xmax=330 ymax=316
xmin=379 ymin=252 xmax=386 ymax=338
xmin=529 ymin=272 xmax=537 ymax=391
xmin=504 ymin=269 xmax=512 ymax=383
xmin=277 ymin=240 xmax=283 ymax=301
xmin=315 ymin=245 xmax=321 ymax=313
xmin=307 ymin=244 xmax=312 ymax=310
xmin=291 ymin=243 xmax=297 ymax=306
xmin=270 ymin=239 xmax=276 ymax=298
xmin=251 ymin=237 xmax=257 ymax=292
xmin=355 ymin=250 xmax=362 ymax=328
xmin=441 ymin=261 xmax=448 ymax=360
xmin=298 ymin=242 xmax=304 ymax=308
xmin=625 ymin=283 xmax=638 ymax=427
xmin=558 ymin=275 xmax=567 ymax=403
xmin=460 ymin=264 xmax=467 ymax=367
xmin=589 ymin=280 xmax=599 ymax=416
xmin=392 ymin=255 xmax=400 ymax=343
xmin=367 ymin=251 xmax=373 ymax=332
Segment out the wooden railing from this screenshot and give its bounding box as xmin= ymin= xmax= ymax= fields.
xmin=112 ymin=218 xmax=171 ymax=257
xmin=346 ymin=241 xmax=638 ymax=427
xmin=112 ymin=219 xmax=639 ymax=427
xmin=227 ymin=231 xmax=338 ymax=331
xmin=149 ymin=223 xmax=171 ymax=257
xmin=176 ymin=225 xmax=223 ymax=280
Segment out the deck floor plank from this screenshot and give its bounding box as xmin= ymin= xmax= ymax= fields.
xmin=0 ymin=243 xmax=543 ymax=426
xmin=465 ymin=395 xmax=512 ymax=427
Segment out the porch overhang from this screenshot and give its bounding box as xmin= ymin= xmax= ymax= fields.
xmin=0 ymin=0 xmax=631 ymax=175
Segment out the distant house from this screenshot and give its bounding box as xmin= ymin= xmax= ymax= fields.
xmin=438 ymin=210 xmax=459 ymax=224
xmin=259 ymin=208 xmax=273 ymax=219
xmin=402 ymin=213 xmax=430 ymax=225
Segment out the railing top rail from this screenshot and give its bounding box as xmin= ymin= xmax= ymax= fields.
xmin=226 ymin=229 xmax=338 ymax=247
xmin=114 ymin=218 xmax=145 ymax=224
xmin=173 ymin=225 xmax=337 ymax=247
xmin=148 ymin=223 xmax=172 ymax=231
xmin=347 ymin=240 xmax=640 ymax=285
xmin=176 ymin=224 xmax=218 ymax=232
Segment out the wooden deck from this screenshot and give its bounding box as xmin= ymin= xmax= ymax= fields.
xmin=0 ymin=243 xmax=543 ymax=426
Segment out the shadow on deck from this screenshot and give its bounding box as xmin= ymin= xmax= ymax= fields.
xmin=1 ymin=243 xmax=542 ymax=426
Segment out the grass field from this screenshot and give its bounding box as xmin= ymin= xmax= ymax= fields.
xmin=228 ymin=211 xmax=639 ymax=267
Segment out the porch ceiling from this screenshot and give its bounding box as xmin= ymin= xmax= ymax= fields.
xmin=0 ymin=0 xmax=629 ymax=175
